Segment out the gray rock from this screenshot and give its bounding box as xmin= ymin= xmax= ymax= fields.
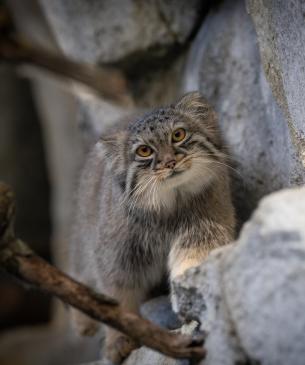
xmin=38 ymin=0 xmax=204 ymax=63
xmin=247 ymin=0 xmax=305 ymax=168
xmin=76 ymin=93 xmax=132 ymax=147
xmin=223 ymin=187 xmax=305 ymax=365
xmin=182 ymin=0 xmax=305 ymax=222
xmin=124 ymin=347 xmax=182 ymax=365
xmin=172 ymin=248 xmax=246 ymax=365
xmin=174 ymin=186 xmax=305 ymax=365
xmin=140 ymin=296 xmax=180 ymax=330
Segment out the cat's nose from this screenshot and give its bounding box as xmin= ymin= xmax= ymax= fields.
xmin=165 ymin=159 xmax=176 ymax=169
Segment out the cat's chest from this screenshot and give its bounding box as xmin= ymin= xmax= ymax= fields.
xmin=128 ymin=215 xmax=183 ymax=250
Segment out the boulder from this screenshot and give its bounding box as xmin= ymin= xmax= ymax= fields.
xmin=140 ymin=296 xmax=180 ymax=330
xmin=174 ymin=186 xmax=305 ymax=365
xmin=37 ymin=0 xmax=204 ymax=63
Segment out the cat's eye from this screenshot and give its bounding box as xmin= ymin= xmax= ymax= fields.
xmin=172 ymin=128 xmax=186 ymax=143
xmin=136 ymin=145 xmax=153 ymax=158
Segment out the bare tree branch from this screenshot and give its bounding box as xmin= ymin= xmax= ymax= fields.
xmin=0 ymin=182 xmax=205 ymax=361
xmin=0 ymin=7 xmax=133 ymax=107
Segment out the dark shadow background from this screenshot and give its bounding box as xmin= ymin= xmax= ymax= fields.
xmin=0 ymin=65 xmax=51 ymax=331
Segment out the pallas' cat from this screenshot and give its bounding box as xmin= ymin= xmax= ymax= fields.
xmin=70 ymin=92 xmax=235 ymax=363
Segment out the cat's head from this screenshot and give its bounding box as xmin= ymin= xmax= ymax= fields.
xmin=99 ymin=92 xmax=227 ymax=212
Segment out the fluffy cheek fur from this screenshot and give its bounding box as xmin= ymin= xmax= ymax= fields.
xmin=128 ymin=154 xmax=217 ymax=212
xmin=164 ymin=155 xmax=217 ymax=195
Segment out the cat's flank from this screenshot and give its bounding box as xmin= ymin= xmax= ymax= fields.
xmin=69 ymin=92 xmax=235 ymax=363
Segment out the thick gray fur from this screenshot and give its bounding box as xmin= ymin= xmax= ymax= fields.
xmin=69 ymin=92 xmax=235 ymax=363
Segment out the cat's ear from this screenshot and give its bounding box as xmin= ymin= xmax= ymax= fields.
xmin=176 ymin=91 xmax=221 ymax=144
xmin=99 ymin=131 xmax=127 ymax=158
xmin=175 ymin=91 xmax=210 ymax=119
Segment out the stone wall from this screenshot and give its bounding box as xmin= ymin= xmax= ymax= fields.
xmin=184 ymin=0 xmax=305 ymax=223
xmin=1 ymin=0 xmax=305 ymax=364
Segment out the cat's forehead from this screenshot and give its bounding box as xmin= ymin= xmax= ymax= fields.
xmin=128 ymin=107 xmax=184 ymax=142
xmin=129 ymin=107 xmax=175 ymax=131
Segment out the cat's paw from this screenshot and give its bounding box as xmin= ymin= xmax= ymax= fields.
xmin=105 ymin=335 xmax=138 ymax=364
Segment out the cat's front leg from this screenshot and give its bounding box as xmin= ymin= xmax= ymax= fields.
xmin=169 ymin=245 xmax=209 ymax=281
xmin=168 ymin=242 xmax=210 ymax=313
xmin=104 ymin=285 xmax=145 ymax=364
xmin=168 ymin=222 xmax=233 ymax=283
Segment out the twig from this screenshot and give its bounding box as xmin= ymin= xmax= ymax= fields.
xmin=0 ymin=7 xmax=132 ymax=107
xmin=0 ymin=182 xmax=205 ymax=361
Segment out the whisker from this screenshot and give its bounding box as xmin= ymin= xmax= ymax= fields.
xmin=148 ymin=176 xmax=159 ymax=211
xmin=127 ymin=175 xmax=156 ymax=217
xmin=209 ymin=160 xmax=242 ymax=178
xmin=179 ymin=150 xmax=241 ymax=178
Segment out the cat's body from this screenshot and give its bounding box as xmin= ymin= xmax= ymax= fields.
xmin=69 ymin=92 xmax=235 ymax=363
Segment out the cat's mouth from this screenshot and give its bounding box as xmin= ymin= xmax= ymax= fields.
xmin=170 ymin=157 xmax=192 ymax=177
xmin=155 ymin=158 xmax=192 ymax=181
xmin=155 ymin=166 xmax=188 ymax=182
xmin=166 ymin=161 xmax=192 ymax=180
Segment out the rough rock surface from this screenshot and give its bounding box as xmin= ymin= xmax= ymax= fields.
xmin=38 ymin=0 xmax=204 ymax=63
xmin=247 ymin=0 xmax=305 ymax=167
xmin=174 ymin=186 xmax=305 ymax=365
xmin=183 ymin=0 xmax=305 ymax=222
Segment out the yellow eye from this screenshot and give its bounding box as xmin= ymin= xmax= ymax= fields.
xmin=172 ymin=128 xmax=186 ymax=143
xmin=136 ymin=145 xmax=153 ymax=157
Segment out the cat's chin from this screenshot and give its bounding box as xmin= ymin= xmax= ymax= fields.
xmin=142 ymin=168 xmax=212 ymax=213
xmin=133 ymin=161 xmax=215 ymax=213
